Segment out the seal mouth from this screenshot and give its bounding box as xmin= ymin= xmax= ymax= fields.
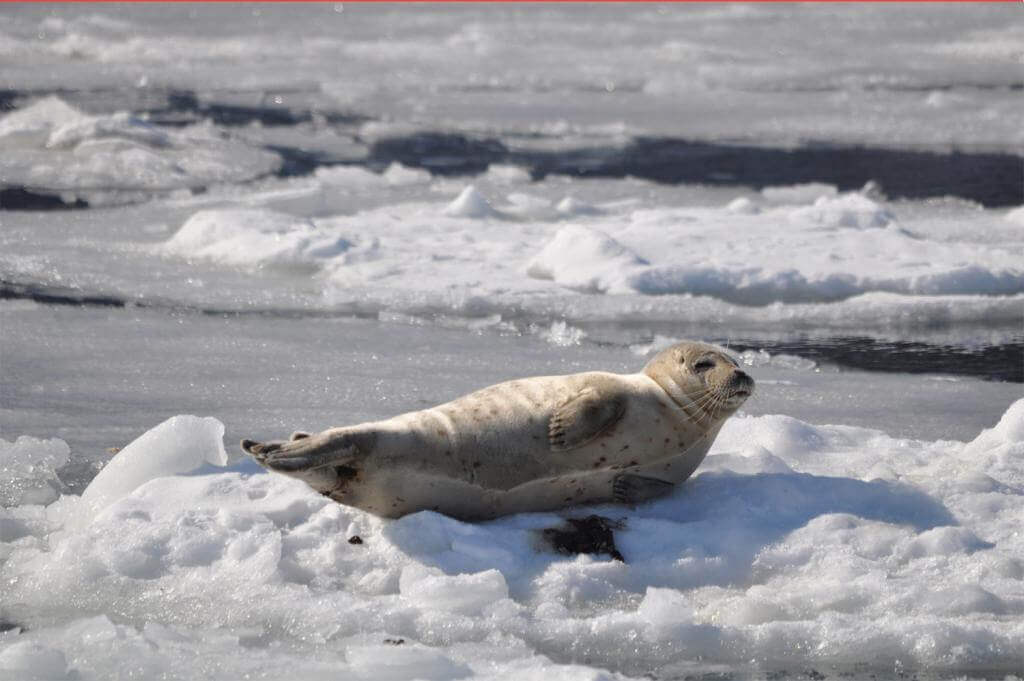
xmin=731 ymin=388 xmax=751 ymax=399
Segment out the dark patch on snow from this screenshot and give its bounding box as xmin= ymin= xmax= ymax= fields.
xmin=543 ymin=514 xmax=625 ymax=562
xmin=0 ymin=188 xmax=88 ymax=211
xmin=347 ymin=535 xmax=364 ymax=545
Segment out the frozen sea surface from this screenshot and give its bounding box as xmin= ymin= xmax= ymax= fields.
xmin=1 ymin=4 xmax=1023 ymax=680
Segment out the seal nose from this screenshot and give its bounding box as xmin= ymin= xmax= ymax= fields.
xmin=731 ymin=369 xmax=754 ymax=389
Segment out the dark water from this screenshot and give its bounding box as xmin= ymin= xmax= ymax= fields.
xmin=1 ymin=86 xmax=1021 ymax=209
xmin=2 ymin=87 xmax=1021 ymax=383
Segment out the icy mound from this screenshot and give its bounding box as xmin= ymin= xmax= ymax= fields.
xmin=443 ymin=185 xmax=498 ymax=218
xmin=2 ymin=402 xmax=1023 ymax=678
xmin=78 ymin=415 xmax=228 ymax=523
xmin=788 ymin=193 xmax=894 ymax=229
xmin=0 ymin=436 xmax=69 ymax=507
xmin=526 ymin=225 xmax=647 ymax=293
xmin=1005 ymin=205 xmax=1024 ymax=226
xmin=162 ymin=208 xmax=352 ymax=267
xmin=0 ymin=97 xmax=281 ymax=204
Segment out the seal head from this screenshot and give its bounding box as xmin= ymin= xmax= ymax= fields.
xmin=642 ymin=342 xmax=754 ymax=424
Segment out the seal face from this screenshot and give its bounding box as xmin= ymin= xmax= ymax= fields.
xmin=242 ymin=341 xmax=753 ymax=520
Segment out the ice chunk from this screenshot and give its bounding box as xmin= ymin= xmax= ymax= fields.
xmin=0 ymin=98 xmax=281 ymax=203
xmin=0 ymin=96 xmax=84 ymax=139
xmin=1005 ymin=206 xmax=1024 ymax=226
xmin=79 ymin=415 xmax=227 ymax=521
xmin=346 ymin=644 xmax=471 ymax=681
xmin=314 ymin=165 xmax=390 ymax=187
xmin=399 ymin=564 xmax=509 ymax=615
xmin=0 ymin=436 xmax=70 ymax=507
xmin=761 ymin=182 xmax=839 ymax=204
xmin=46 ymin=111 xmax=170 ymax=150
xmin=0 ymin=641 xmax=70 ymax=680
xmin=788 ymin=192 xmax=893 ymax=229
xmin=637 ymin=586 xmax=694 ymax=628
xmin=726 ymin=196 xmax=760 ymax=214
xmin=534 ymin=320 xmax=586 ymax=347
xmin=315 ymin=162 xmax=430 ymax=188
xmin=555 ymin=196 xmax=603 ymax=216
xmin=526 ymin=225 xmax=646 ymax=293
xmin=163 ymin=208 xmax=351 ymax=267
xmin=485 ymin=164 xmax=532 ymax=183
xmin=443 ymin=185 xmax=497 ymax=218
xmin=382 ymin=162 xmax=431 ymax=186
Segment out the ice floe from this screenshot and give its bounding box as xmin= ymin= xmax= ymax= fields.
xmin=0 ymin=97 xmax=281 ymax=204
xmin=2 ymin=399 xmax=1022 ymax=679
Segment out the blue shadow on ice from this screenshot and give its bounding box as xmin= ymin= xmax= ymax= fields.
xmin=382 ymin=470 xmax=960 ymax=595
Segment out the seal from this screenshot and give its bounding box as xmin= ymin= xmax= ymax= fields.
xmin=242 ymin=341 xmax=753 ymax=520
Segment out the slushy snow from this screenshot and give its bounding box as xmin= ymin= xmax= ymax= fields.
xmin=2 ymin=400 xmax=1023 ymax=680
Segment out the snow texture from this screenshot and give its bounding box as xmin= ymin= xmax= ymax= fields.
xmin=2 ymin=401 xmax=1023 ymax=680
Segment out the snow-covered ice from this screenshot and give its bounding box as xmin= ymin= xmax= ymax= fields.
xmin=0 ymin=97 xmax=281 ymax=205
xmin=2 ymin=399 xmax=1022 ymax=680
xmin=139 ymin=183 xmax=1024 ymax=316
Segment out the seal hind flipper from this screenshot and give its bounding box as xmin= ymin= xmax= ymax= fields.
xmin=549 ymin=386 xmax=626 ymax=452
xmin=242 ymin=428 xmax=374 ymax=472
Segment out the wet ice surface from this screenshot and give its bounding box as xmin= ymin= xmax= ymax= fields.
xmin=2 ymin=4 xmax=1024 ymax=681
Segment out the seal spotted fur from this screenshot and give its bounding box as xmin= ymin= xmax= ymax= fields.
xmin=242 ymin=341 xmax=753 ymax=520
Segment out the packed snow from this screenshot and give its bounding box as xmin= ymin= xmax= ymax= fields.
xmin=1 ymin=399 xmax=1022 ymax=680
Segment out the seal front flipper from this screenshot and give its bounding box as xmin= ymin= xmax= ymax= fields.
xmin=612 ymin=473 xmax=674 ymax=505
xmin=549 ymin=385 xmax=626 ymax=452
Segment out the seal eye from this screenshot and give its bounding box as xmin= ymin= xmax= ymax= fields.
xmin=693 ymin=358 xmax=715 ymax=372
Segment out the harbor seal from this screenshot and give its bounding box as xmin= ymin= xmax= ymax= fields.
xmin=242 ymin=341 xmax=753 ymax=520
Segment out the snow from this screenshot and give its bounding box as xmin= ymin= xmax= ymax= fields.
xmin=162 ymin=208 xmax=351 ymax=267
xmin=525 ymin=226 xmax=646 ymax=294
xmin=0 ymin=98 xmax=281 ymax=204
xmin=1 ymin=400 xmax=1022 ymax=679
xmin=150 ymin=184 xmax=1024 ymax=308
